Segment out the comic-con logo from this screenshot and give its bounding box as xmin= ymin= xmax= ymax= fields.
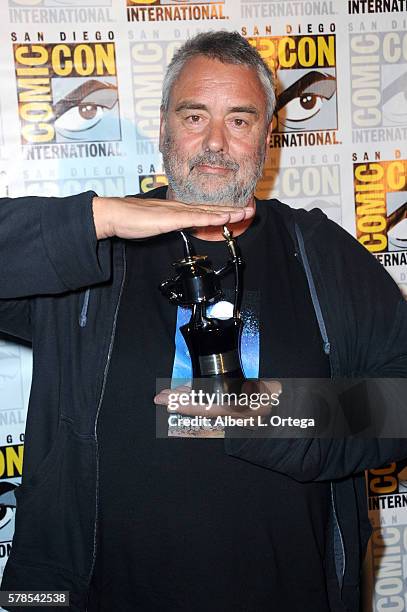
xmin=368 ymin=524 xmax=407 ymax=612
xmin=249 ymin=35 xmax=339 ymax=148
xmin=353 ymin=158 xmax=407 ymax=281
xmin=257 ymin=158 xmax=342 ymax=224
xmin=127 ymin=0 xmax=226 ymax=22
xmin=130 ymin=40 xmax=182 ymax=151
xmin=367 ymin=463 xmax=407 ymax=510
xmin=350 ymin=31 xmax=407 ymax=142
xmin=24 ymin=174 xmax=125 ymax=197
xmin=13 ymin=42 xmax=120 ymax=145
xmin=23 ymin=164 xmax=125 ymax=196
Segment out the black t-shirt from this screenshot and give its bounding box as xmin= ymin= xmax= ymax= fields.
xmin=88 ymin=201 xmax=332 ymax=612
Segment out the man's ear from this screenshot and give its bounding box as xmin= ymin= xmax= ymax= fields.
xmin=159 ymin=107 xmax=166 ymax=153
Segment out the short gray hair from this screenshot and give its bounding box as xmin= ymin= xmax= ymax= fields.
xmin=161 ymin=31 xmax=276 ymax=124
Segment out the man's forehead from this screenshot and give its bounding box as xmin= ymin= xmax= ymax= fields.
xmin=168 ymin=56 xmax=266 ymax=107
xmin=174 ymin=55 xmax=259 ymax=83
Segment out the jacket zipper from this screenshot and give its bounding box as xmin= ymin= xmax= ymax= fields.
xmin=294 ymin=223 xmax=330 ymax=355
xmin=85 ymin=246 xmax=127 ymax=611
xmin=79 ymin=288 xmax=91 ymax=328
xmin=330 ymin=481 xmax=346 ymax=588
xmin=294 ymin=222 xmax=346 ymax=588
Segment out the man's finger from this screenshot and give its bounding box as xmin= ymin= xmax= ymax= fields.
xmin=167 ymin=209 xmax=246 ymax=231
xmin=161 ymin=199 xmax=255 ymax=215
xmin=154 ymin=385 xmax=192 ymax=405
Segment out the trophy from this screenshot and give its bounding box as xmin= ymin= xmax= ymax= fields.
xmin=160 ymin=226 xmax=245 ymax=394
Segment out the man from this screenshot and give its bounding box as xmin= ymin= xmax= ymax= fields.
xmin=0 ymin=31 xmax=406 ymax=612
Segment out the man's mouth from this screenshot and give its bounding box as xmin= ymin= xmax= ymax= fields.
xmin=193 ymin=164 xmax=233 ymax=175
xmin=189 ymin=152 xmax=239 ymax=176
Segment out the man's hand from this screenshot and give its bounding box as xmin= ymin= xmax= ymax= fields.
xmin=92 ymin=196 xmax=254 ymax=240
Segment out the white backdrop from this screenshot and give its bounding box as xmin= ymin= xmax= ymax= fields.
xmin=0 ymin=1 xmax=406 ymax=609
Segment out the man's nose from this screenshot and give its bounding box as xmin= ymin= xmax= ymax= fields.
xmin=202 ymin=120 xmax=228 ymax=153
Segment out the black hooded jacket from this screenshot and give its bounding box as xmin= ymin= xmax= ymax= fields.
xmin=0 ymin=187 xmax=406 ymax=611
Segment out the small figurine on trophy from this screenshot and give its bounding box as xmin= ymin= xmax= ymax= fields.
xmin=160 ymin=226 xmax=245 ymax=395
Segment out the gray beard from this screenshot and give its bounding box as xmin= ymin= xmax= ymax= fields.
xmin=162 ymin=138 xmax=266 ymax=208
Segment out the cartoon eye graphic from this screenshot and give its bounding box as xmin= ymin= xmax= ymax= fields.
xmin=398 ymin=465 xmax=407 ymax=490
xmin=283 ymin=94 xmax=325 ymax=122
xmin=276 ymin=71 xmax=337 ymax=132
xmin=0 ymin=505 xmax=15 ymax=530
xmin=55 ymin=104 xmax=106 ymax=132
xmin=0 ymin=484 xmax=17 ymax=535
xmin=387 ymin=201 xmax=407 ymax=251
xmin=382 ymin=71 xmax=407 ymax=126
xmin=54 ymin=80 xmax=118 ymax=141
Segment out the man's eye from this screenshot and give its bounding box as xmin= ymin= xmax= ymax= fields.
xmin=232 ymin=118 xmax=247 ymax=127
xmin=187 ymin=115 xmax=201 ymax=123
